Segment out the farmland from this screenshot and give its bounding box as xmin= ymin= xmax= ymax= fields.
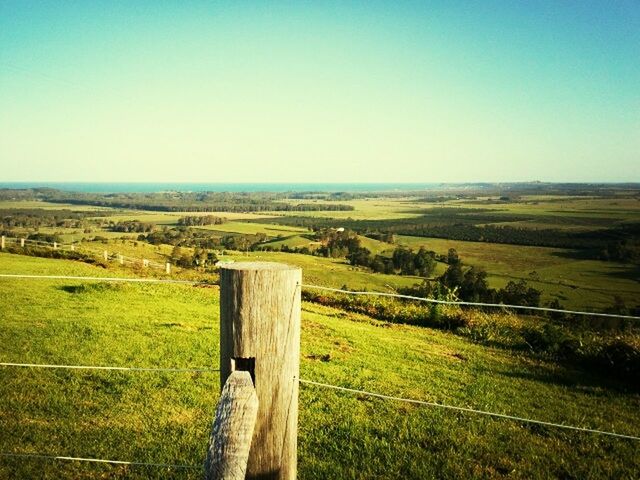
xmin=0 ymin=184 xmax=639 ymax=479
xmin=1 ymin=186 xmax=639 ymax=314
xmin=1 ymin=253 xmax=639 ymax=479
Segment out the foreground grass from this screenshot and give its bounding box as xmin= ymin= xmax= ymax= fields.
xmin=0 ymin=253 xmax=639 ymax=479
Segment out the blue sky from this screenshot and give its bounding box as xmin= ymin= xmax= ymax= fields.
xmin=1 ymin=1 xmax=638 ymax=182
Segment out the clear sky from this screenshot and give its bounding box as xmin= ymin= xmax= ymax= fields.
xmin=1 ymin=1 xmax=638 ymax=183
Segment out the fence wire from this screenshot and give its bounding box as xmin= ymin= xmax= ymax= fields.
xmin=0 ymin=362 xmax=217 ymax=373
xmin=300 ymin=284 xmax=640 ymax=321
xmin=298 ymin=378 xmax=640 ymax=441
xmin=0 ymin=452 xmax=202 ymax=470
xmin=0 ymin=274 xmax=200 ymax=285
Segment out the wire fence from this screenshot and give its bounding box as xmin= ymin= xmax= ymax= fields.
xmin=300 ymin=284 xmax=640 ymax=321
xmin=297 ymin=379 xmax=640 ymax=441
xmin=0 ymin=452 xmax=202 ymax=470
xmin=0 ymin=271 xmax=636 ymax=321
xmin=1 ymin=255 xmax=639 ymax=473
xmin=0 ymin=362 xmax=218 ymax=373
xmin=1 ymin=236 xmax=170 ymax=273
xmin=0 ymin=274 xmax=199 ymax=285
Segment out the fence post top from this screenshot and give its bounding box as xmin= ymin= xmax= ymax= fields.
xmin=220 ymin=261 xmax=300 ymax=272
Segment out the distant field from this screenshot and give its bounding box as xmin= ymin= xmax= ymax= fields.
xmin=261 ymin=235 xmax=321 ymax=249
xmin=195 ymin=221 xmax=309 ymax=236
xmin=96 ymin=211 xmax=275 ymax=225
xmin=275 ymin=198 xmax=427 ymax=220
xmin=397 ymin=235 xmax=639 ymax=310
xmin=441 ymin=196 xmax=640 ymax=223
xmin=2 ymin=191 xmax=638 ymax=312
xmin=0 ymin=200 xmax=111 ymax=211
xmin=272 ymin=195 xmax=640 ymax=225
xmin=1 ymin=253 xmax=638 ymax=479
xmin=222 ymin=250 xmax=419 ymax=291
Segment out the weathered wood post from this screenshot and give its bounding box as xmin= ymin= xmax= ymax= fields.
xmin=53 ymin=241 xmax=57 ymax=250
xmin=0 ymin=236 xmax=4 ymax=250
xmin=20 ymin=238 xmax=25 ymax=248
xmin=118 ymin=254 xmax=124 ymax=265
xmin=103 ymin=250 xmax=108 ymax=261
xmin=205 ymin=371 xmax=259 ymax=480
xmin=165 ymin=262 xmax=171 ymax=274
xmin=219 ymin=262 xmax=301 ymax=480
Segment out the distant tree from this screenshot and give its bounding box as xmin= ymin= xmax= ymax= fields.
xmin=170 ymin=245 xmax=183 ymax=264
xmin=414 ymin=247 xmax=437 ymax=277
xmin=447 ymin=248 xmax=460 ymax=265
xmin=440 ymin=263 xmax=464 ymax=289
xmin=458 ymin=267 xmax=491 ymax=302
xmin=497 ymin=280 xmax=541 ymax=307
xmin=347 ymin=247 xmax=372 ymax=267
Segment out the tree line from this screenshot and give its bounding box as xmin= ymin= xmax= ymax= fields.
xmin=177 ymin=215 xmax=227 ymax=226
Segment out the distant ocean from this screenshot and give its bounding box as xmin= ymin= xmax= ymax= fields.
xmin=0 ymin=182 xmax=442 ymax=193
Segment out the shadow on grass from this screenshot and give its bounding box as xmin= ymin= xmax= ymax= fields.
xmin=57 ymin=283 xmax=124 ymax=294
xmin=497 ymin=363 xmax=639 ymax=395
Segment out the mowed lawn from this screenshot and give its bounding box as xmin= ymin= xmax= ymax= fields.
xmin=0 ymin=253 xmax=639 ymax=479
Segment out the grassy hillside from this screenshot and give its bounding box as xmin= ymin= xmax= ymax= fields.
xmin=0 ymin=253 xmax=639 ymax=479
xmin=222 ymin=250 xmax=419 ymax=291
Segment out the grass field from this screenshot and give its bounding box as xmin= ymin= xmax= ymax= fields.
xmin=276 ymin=198 xmax=428 ymax=220
xmin=0 ymin=201 xmax=110 ymax=211
xmin=97 ymin=211 xmax=274 ymax=225
xmin=3 ymin=190 xmax=638 ymax=313
xmin=272 ymin=195 xmax=640 ymax=224
xmin=195 ymin=221 xmax=309 ymax=236
xmin=1 ymin=253 xmax=639 ymax=479
xmin=222 ymin=250 xmax=419 ymax=291
xmin=397 ymin=235 xmax=640 ymax=310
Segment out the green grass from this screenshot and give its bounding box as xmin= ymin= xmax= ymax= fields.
xmin=397 ymin=235 xmax=640 ymax=311
xmin=222 ymin=250 xmax=418 ymax=291
xmin=272 ymin=195 xmax=640 ymax=224
xmin=1 ymin=253 xmax=639 ymax=479
xmin=0 ymin=201 xmax=110 ymax=211
xmin=261 ymin=234 xmax=320 ymax=249
xmin=195 ymin=221 xmax=309 ymax=236
xmin=97 ymin=211 xmax=277 ymax=225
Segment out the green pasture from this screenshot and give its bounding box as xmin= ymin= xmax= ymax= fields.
xmin=397 ymin=235 xmax=640 ymax=311
xmin=195 ymin=221 xmax=308 ymax=236
xmin=437 ymin=196 xmax=640 ymax=223
xmin=0 ymin=253 xmax=639 ymax=479
xmin=96 ymin=211 xmax=277 ymax=225
xmin=261 ymin=235 xmax=320 ymax=249
xmin=274 ymin=198 xmax=427 ymax=220
xmin=222 ymin=251 xmax=418 ymax=291
xmin=272 ymin=194 xmax=640 ymax=224
xmin=259 ymin=233 xmax=391 ymax=256
xmin=0 ymin=200 xmax=110 ymax=211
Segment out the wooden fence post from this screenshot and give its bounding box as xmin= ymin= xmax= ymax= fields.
xmin=118 ymin=254 xmax=123 ymax=265
xmin=165 ymin=262 xmax=171 ymax=274
xmin=53 ymin=242 xmax=57 ymax=250
xmin=0 ymin=236 xmax=4 ymax=250
xmin=205 ymin=371 xmax=259 ymax=480
xmin=103 ymin=250 xmax=108 ymax=261
xmin=70 ymin=244 xmax=75 ymax=251
xmin=21 ymin=238 xmax=25 ymax=247
xmin=220 ymin=262 xmax=301 ymax=480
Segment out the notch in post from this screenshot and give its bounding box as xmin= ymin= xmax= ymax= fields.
xmin=231 ymin=357 xmax=255 ymax=387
